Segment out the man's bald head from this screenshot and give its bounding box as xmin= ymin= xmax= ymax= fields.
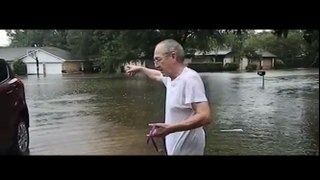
xmin=156 ymin=39 xmax=184 ymax=63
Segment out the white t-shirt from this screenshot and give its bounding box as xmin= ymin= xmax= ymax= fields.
xmin=160 ymin=67 xmax=208 ymax=155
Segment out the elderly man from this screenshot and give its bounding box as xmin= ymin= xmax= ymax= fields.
xmin=126 ymin=39 xmax=211 ymax=155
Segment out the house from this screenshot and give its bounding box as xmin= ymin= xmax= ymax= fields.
xmin=0 ymin=47 xmax=93 ymax=75
xmin=192 ymin=49 xmax=277 ymax=70
xmin=192 ymin=49 xmax=249 ymax=71
xmin=250 ymin=50 xmax=277 ymax=70
xmin=193 ymin=49 xmax=230 ymax=63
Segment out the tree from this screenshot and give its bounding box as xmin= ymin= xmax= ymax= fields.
xmin=249 ymin=30 xmax=306 ymax=67
xmin=302 ymin=29 xmax=319 ymax=67
xmin=66 ymin=30 xmax=100 ymax=59
xmin=272 ymin=29 xmax=319 ymax=67
xmin=94 ymin=29 xmax=227 ymax=73
xmin=6 ymin=30 xmax=69 ymax=48
xmin=12 ymin=58 xmax=27 ymax=75
xmin=23 ymin=29 xmax=315 ymax=70
xmin=223 ymin=30 xmax=253 ymax=67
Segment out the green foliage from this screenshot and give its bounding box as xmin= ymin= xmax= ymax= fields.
xmin=223 ymin=31 xmax=253 ymax=65
xmin=248 ymin=30 xmax=307 ymax=67
xmin=12 ymin=59 xmax=27 ymax=75
xmin=272 ymin=29 xmax=289 ymax=38
xmin=6 ymin=30 xmax=69 ymax=50
xmin=246 ymin=64 xmax=258 ymax=72
xmin=66 ymin=30 xmax=100 ymax=59
xmin=5 ymin=29 xmax=317 ymax=73
xmin=274 ymin=59 xmax=285 ymax=69
xmin=188 ymin=62 xmax=224 ymax=72
xmin=302 ymin=29 xmax=319 ymax=67
xmin=270 ymin=29 xmax=318 ymax=67
xmin=224 ymin=63 xmax=239 ymax=71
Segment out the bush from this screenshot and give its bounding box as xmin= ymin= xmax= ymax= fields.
xmin=188 ymin=62 xmax=224 ymax=72
xmin=13 ymin=59 xmax=27 ymax=75
xmin=246 ymin=64 xmax=257 ymax=72
xmin=224 ymin=63 xmax=239 ymax=71
xmin=274 ymin=59 xmax=286 ymax=69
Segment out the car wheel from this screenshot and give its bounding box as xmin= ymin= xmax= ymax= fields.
xmin=10 ymin=120 xmax=30 ymax=155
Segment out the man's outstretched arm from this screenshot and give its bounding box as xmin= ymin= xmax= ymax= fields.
xmin=126 ymin=65 xmax=162 ymax=82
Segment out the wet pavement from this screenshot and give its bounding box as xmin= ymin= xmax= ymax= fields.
xmin=21 ymin=68 xmax=319 ymax=155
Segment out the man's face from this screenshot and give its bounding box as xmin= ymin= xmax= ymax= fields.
xmin=153 ymin=44 xmax=172 ymax=75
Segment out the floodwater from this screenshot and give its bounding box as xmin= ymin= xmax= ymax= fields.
xmin=21 ymin=68 xmax=319 ymax=155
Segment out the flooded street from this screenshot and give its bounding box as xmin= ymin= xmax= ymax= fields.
xmin=21 ymin=68 xmax=319 ymax=155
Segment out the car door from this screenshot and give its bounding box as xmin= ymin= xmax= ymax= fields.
xmin=0 ymin=59 xmax=15 ymax=147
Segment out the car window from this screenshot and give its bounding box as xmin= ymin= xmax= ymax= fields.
xmin=0 ymin=59 xmax=9 ymax=83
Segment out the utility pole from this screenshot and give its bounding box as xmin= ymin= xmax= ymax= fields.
xmin=35 ymin=56 xmax=39 ymax=78
xmin=257 ymin=70 xmax=266 ymax=89
xmin=27 ymin=49 xmax=40 ymax=77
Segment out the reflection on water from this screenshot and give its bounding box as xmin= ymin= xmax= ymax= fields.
xmin=21 ymin=69 xmax=319 ymax=155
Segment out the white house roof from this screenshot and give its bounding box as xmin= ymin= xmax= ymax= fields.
xmin=256 ymin=50 xmax=277 ymax=58
xmin=41 ymin=47 xmax=76 ymax=60
xmin=0 ymin=47 xmax=35 ymax=61
xmin=194 ymin=48 xmax=277 ymax=58
xmin=0 ymin=46 xmax=81 ymax=61
xmin=194 ymin=49 xmax=232 ymax=56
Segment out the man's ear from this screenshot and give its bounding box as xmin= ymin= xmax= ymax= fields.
xmin=171 ymin=51 xmax=177 ymax=62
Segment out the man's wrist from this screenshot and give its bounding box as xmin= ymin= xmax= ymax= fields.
xmin=139 ymin=66 xmax=145 ymax=73
xmin=166 ymin=124 xmax=176 ymax=135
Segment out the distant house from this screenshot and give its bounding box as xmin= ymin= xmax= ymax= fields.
xmin=193 ymin=49 xmax=232 ymax=63
xmin=192 ymin=48 xmax=277 ymax=70
xmin=192 ymin=49 xmax=249 ymax=71
xmin=0 ymin=47 xmax=93 ymax=75
xmin=250 ymin=50 xmax=277 ymax=70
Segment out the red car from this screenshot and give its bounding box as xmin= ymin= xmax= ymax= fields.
xmin=0 ymin=58 xmax=30 ymax=155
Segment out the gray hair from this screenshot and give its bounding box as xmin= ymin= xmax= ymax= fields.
xmin=157 ymin=39 xmax=184 ymax=62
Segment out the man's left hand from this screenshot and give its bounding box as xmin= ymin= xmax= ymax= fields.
xmin=148 ymin=123 xmax=171 ymax=137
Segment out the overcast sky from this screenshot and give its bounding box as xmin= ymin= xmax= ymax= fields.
xmin=0 ymin=30 xmax=10 ymax=47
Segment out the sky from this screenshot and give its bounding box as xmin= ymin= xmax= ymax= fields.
xmin=0 ymin=29 xmax=272 ymax=47
xmin=0 ymin=30 xmax=10 ymax=47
